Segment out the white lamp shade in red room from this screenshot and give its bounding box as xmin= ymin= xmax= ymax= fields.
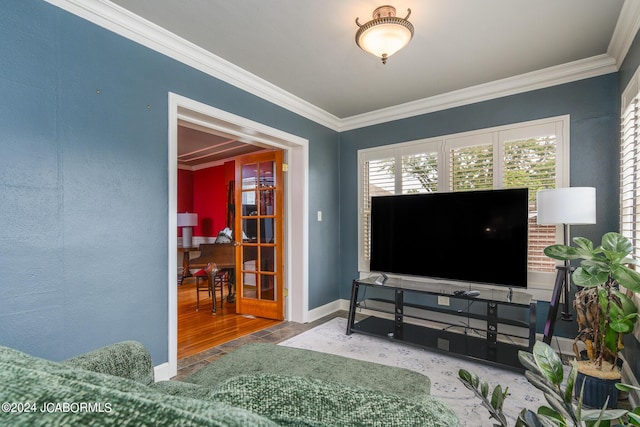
xmin=177 ymin=213 xmax=198 ymax=248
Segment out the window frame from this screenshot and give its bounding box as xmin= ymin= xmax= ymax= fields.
xmin=620 ymin=66 xmax=640 ymax=342
xmin=357 ymin=115 xmax=570 ymax=292
xmin=621 ymin=66 xmax=640 ymax=261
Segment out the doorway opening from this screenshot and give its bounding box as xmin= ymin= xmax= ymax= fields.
xmin=177 ymin=148 xmax=285 ymax=359
xmin=166 ymin=93 xmax=309 ymax=378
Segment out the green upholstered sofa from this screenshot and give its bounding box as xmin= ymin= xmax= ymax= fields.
xmin=0 ymin=341 xmax=458 ymax=426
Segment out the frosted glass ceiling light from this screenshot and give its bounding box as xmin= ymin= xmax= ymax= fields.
xmin=356 ymin=5 xmax=414 ymax=64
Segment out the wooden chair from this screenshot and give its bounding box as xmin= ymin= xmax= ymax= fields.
xmin=195 ymin=263 xmax=228 ymax=313
xmin=194 ymin=264 xmax=213 ymax=311
xmin=184 ymin=244 xmax=236 ymax=302
xmin=210 ymin=268 xmax=229 ymax=313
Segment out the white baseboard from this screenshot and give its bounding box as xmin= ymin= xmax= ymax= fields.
xmin=306 ymin=299 xmax=350 ymax=323
xmin=154 ymin=362 xmax=172 ymax=381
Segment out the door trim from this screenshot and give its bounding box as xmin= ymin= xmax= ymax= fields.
xmin=167 ymin=92 xmax=309 ymax=377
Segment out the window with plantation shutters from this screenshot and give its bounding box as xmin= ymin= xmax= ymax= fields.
xmin=360 ymin=149 xmax=440 ymax=262
xmin=621 ymin=73 xmax=640 ymax=261
xmin=450 ymin=144 xmax=493 ymax=191
xmin=503 ymin=137 xmax=557 ymax=273
xmin=620 ymin=97 xmax=639 ymax=255
xmin=362 ymin=157 xmax=395 ymax=261
xmin=358 ymin=116 xmax=569 ymax=290
xmin=402 ymin=152 xmax=438 ymax=194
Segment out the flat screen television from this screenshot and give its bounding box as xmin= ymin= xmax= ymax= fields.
xmin=369 ymin=188 xmax=528 ymax=288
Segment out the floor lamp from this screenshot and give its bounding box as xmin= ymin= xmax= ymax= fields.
xmin=537 ymin=187 xmax=596 ymax=343
xmin=177 ymin=212 xmax=198 ymax=248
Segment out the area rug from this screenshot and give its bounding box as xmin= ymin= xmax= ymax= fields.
xmin=279 ymin=317 xmax=545 ymax=427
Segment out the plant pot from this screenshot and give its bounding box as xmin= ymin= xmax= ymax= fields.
xmin=574 ymin=370 xmax=619 ymax=409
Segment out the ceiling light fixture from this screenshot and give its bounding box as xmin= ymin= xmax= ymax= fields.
xmin=355 ymin=5 xmax=414 ymax=64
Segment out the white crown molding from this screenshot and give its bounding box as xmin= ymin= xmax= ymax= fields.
xmin=339 ymin=54 xmax=618 ymax=131
xmin=608 ymin=0 xmax=640 ymax=68
xmin=44 ymin=0 xmax=342 ymax=131
xmin=46 ymin=0 xmax=633 ymax=133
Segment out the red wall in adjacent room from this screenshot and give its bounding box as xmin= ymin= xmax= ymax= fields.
xmin=193 ymin=165 xmax=225 ymax=237
xmin=178 ymin=161 xmax=235 ymax=239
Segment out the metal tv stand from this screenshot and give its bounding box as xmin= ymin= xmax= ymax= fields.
xmin=346 ymin=276 xmax=536 ymax=371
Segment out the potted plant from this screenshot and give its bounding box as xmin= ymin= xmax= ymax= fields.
xmin=543 ymin=232 xmax=640 ymax=408
xmin=459 ymin=341 xmax=630 ymax=426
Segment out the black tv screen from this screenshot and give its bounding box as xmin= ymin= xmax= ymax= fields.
xmin=369 ymin=188 xmax=528 ymax=287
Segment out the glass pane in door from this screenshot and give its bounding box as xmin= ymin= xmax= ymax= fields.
xmin=260 ymin=218 xmax=275 ymax=243
xmin=243 ymin=272 xmax=257 ymax=298
xmin=260 ymin=189 xmax=275 ymax=215
xmin=259 ymin=162 xmax=275 ymax=187
xmin=260 ymin=274 xmax=276 ymax=301
xmin=242 ymin=218 xmax=258 ymax=242
xmin=242 ymin=164 xmax=258 ymax=189
xmin=260 ymin=247 xmax=275 ymax=301
xmin=242 ymin=245 xmax=257 ymax=298
xmin=260 ymin=246 xmax=275 ymax=272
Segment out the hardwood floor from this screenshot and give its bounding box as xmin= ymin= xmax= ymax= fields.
xmin=178 ymin=278 xmax=281 ymax=359
xmin=174 ymin=306 xmax=346 ymax=381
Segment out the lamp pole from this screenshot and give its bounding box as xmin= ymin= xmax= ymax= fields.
xmin=560 ymin=223 xmax=572 ymax=320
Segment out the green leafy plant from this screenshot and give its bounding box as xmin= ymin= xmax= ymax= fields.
xmin=459 ymin=341 xmax=628 ymax=426
xmin=543 ymin=232 xmax=640 ymax=372
xmin=459 ymin=368 xmax=510 ymax=426
xmin=616 ymin=384 xmax=640 ymax=426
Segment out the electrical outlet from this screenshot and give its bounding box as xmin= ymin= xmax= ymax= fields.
xmin=437 ymin=296 xmax=450 ymax=306
xmin=437 ymin=338 xmax=449 ymax=351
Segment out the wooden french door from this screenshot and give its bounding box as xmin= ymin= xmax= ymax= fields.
xmin=234 ymin=150 xmax=284 ymax=320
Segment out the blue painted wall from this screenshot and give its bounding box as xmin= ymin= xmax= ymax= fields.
xmin=0 ymin=0 xmax=340 ymax=363
xmin=339 ymin=74 xmax=620 ymax=341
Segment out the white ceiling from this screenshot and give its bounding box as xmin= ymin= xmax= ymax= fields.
xmin=108 ymin=0 xmax=629 ymax=121
xmin=60 ymin=0 xmax=637 ymax=166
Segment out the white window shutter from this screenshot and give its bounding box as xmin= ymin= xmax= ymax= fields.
xmin=503 ymin=137 xmax=557 ymax=273
xmin=621 ymin=97 xmax=640 ymax=260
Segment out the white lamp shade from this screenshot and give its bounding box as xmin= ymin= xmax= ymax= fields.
xmin=358 ymin=24 xmax=413 ymax=58
xmin=536 ymin=187 xmax=596 ymax=225
xmin=177 ymin=213 xmax=198 ymax=227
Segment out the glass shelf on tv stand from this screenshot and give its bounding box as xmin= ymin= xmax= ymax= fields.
xmin=356 ymin=276 xmax=532 ymax=306
xmin=346 ymin=276 xmax=535 ymax=372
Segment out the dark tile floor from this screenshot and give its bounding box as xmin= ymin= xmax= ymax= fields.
xmin=173 ymin=311 xmax=346 ymax=381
